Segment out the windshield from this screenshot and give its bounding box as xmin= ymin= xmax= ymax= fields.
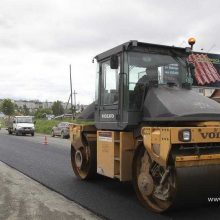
xmin=16 ymin=117 xmax=33 ymax=123
xmin=128 ymin=52 xmax=188 ymax=109
xmin=128 ymin=52 xmax=188 ymax=88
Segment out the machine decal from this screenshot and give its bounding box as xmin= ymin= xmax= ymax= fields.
xmin=200 ymin=131 xmax=220 ymax=139
xmin=101 ymin=113 xmax=115 ymax=119
xmin=98 ymin=132 xmax=113 ymax=142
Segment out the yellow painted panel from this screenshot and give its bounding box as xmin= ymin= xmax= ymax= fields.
xmin=171 ymin=127 xmax=220 ymax=144
xmin=160 ymin=128 xmax=171 ymax=165
xmin=176 ymin=154 xmax=220 ymax=161
xmin=175 ymin=154 xmax=220 ymax=167
xmin=97 ymin=131 xmax=114 ymax=178
xmin=120 ymin=132 xmax=135 ymax=181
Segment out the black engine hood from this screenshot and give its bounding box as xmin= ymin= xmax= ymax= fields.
xmin=143 ymin=86 xmax=220 ymax=121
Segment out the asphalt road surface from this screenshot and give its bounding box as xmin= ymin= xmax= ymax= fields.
xmin=0 ymin=129 xmax=219 ymax=220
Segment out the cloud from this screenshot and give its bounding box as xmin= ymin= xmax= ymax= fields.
xmin=0 ymin=0 xmax=220 ymax=104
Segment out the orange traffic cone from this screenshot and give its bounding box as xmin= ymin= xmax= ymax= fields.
xmin=43 ymin=136 xmax=48 ymax=145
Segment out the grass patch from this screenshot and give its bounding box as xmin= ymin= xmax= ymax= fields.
xmin=35 ymin=119 xmax=59 ymax=134
xmin=35 ymin=119 xmax=94 ymax=134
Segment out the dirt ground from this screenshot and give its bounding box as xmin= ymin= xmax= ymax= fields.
xmin=0 ymin=161 xmax=101 ymax=220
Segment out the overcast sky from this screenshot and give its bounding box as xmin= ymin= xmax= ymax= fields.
xmin=0 ymin=0 xmax=219 ymax=104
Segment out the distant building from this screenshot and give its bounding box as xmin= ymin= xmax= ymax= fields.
xmin=14 ymin=100 xmax=40 ymax=112
xmin=0 ymin=98 xmax=88 ymax=114
xmin=14 ymin=100 xmax=54 ymax=113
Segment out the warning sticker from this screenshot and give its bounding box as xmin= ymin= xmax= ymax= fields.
xmin=98 ymin=132 xmax=112 ymax=142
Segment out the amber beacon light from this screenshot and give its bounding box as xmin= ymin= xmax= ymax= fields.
xmin=188 ymin=37 xmax=196 ymax=49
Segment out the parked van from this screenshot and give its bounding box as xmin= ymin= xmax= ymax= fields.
xmin=8 ymin=116 xmax=35 ymax=136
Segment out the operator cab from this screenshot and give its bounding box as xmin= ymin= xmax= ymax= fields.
xmin=94 ymin=41 xmax=193 ymax=130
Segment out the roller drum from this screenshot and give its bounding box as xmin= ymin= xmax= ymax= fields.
xmin=173 ymin=165 xmax=220 ymax=208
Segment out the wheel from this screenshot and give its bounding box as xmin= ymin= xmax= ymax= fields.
xmin=132 ymin=144 xmax=176 ymax=213
xmin=31 ymin=132 xmax=34 ymax=136
xmin=71 ymin=141 xmax=97 ymax=180
xmin=51 ymin=130 xmax=55 ymax=137
xmin=8 ymin=129 xmax=12 ymax=135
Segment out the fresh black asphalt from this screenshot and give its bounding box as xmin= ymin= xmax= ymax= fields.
xmin=0 ymin=130 xmax=219 ymax=220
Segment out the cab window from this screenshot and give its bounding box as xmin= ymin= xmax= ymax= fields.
xmin=101 ymin=59 xmax=120 ymax=105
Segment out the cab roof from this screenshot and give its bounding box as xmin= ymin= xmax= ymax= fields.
xmin=95 ymin=40 xmax=219 ymax=62
xmin=95 ymin=40 xmax=187 ymax=61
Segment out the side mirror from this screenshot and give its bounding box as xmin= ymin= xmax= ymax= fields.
xmin=110 ymin=55 xmax=119 ymax=69
xmin=13 ymin=120 xmax=16 ymax=123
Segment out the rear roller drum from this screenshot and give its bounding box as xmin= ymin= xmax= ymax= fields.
xmin=71 ymin=141 xmax=96 ymax=180
xmin=132 ymin=145 xmax=176 ymax=213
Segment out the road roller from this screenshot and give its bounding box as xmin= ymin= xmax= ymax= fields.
xmin=70 ymin=39 xmax=220 ymax=212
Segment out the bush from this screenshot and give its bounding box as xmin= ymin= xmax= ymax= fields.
xmin=34 ymin=108 xmax=52 ymax=119
xmin=35 ymin=119 xmax=94 ymax=134
xmin=35 ymin=119 xmax=59 ymax=134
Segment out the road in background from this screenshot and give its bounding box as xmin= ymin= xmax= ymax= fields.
xmin=0 ymin=129 xmax=219 ymax=220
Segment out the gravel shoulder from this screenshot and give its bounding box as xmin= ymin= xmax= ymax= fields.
xmin=0 ymin=161 xmax=101 ymax=220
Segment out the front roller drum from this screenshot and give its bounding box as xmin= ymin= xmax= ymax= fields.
xmin=132 ymin=145 xmax=176 ymax=213
xmin=133 ymin=145 xmax=220 ymax=213
xmin=71 ymin=141 xmax=97 ymax=180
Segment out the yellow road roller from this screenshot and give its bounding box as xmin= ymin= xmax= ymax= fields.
xmin=70 ymin=39 xmax=220 ymax=212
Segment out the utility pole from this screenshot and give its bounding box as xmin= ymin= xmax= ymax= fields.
xmin=73 ymin=90 xmax=77 ymax=115
xmin=65 ymin=94 xmax=71 ymax=112
xmin=69 ymin=64 xmax=74 ymax=120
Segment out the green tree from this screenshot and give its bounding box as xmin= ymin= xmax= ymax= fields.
xmin=0 ymin=99 xmax=15 ymax=116
xmin=34 ymin=108 xmax=52 ymax=118
xmin=14 ymin=104 xmax=19 ymax=112
xmin=52 ymin=101 xmax=64 ymax=116
xmin=22 ymin=104 xmax=30 ymax=116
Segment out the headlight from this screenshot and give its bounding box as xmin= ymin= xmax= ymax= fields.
xmin=179 ymin=129 xmax=191 ymax=142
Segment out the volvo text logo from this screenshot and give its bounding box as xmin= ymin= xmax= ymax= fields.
xmin=101 ymin=114 xmax=115 ymax=119
xmin=200 ymin=132 xmax=220 ymax=139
